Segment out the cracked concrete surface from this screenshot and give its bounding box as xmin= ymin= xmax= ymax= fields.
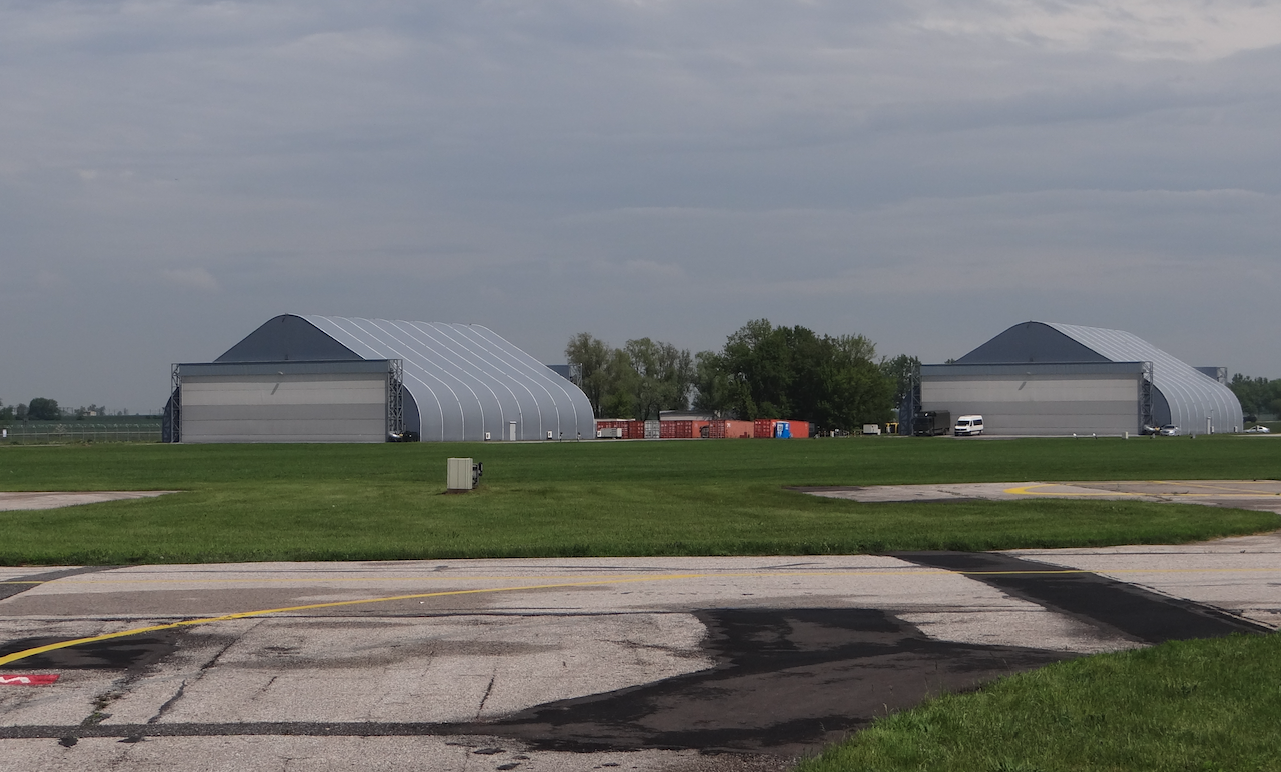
xmin=2 ymin=547 xmax=1278 ymax=770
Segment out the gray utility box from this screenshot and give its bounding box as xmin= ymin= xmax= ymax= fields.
xmin=447 ymin=457 xmax=482 ymax=492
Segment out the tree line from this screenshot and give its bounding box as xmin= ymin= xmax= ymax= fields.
xmin=566 ymin=319 xmax=920 ymax=432
xmin=1228 ymin=375 xmax=1281 ymax=422
xmin=0 ymin=399 xmax=131 ymax=422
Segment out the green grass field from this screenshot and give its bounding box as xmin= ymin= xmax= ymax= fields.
xmin=797 ymin=633 xmax=1281 ymax=772
xmin=0 ymin=435 xmax=1277 ymax=565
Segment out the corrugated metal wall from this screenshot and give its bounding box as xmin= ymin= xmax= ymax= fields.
xmin=181 ymin=372 xmax=388 ymax=443
xmin=921 ymin=370 xmax=1142 ymax=436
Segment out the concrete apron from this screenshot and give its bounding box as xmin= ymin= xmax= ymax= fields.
xmin=796 ymin=479 xmax=1281 ymax=515
xmin=0 ymin=492 xmax=176 ymax=512
xmin=3 ymin=542 xmax=1279 ymax=772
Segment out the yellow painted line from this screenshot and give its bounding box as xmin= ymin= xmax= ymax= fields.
xmin=0 ymin=574 xmax=714 ymax=668
xmin=1003 ymin=483 xmax=1281 ymax=498
xmin=1003 ymin=484 xmax=1139 ymax=497
xmin=5 ymin=564 xmax=1281 ymax=667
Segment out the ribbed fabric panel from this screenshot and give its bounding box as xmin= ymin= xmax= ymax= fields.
xmin=1044 ymin=322 xmax=1243 ymax=433
xmin=301 ymin=316 xmax=594 ymax=442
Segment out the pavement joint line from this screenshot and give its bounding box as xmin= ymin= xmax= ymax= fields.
xmin=1151 ymin=479 xmax=1281 ymax=495
xmin=5 ymin=566 xmax=1281 ymax=590
xmin=5 ymin=570 xmax=943 ymax=586
xmin=4 ymin=564 xmax=1281 ymax=668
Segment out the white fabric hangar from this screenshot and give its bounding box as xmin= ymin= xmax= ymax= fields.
xmin=919 ymin=321 xmax=1243 ymax=436
xmin=165 ymin=315 xmax=596 ymax=443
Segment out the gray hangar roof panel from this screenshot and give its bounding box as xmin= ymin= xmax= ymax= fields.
xmin=1043 ymin=322 xmax=1241 ymax=433
xmin=301 ymin=316 xmax=595 ymax=442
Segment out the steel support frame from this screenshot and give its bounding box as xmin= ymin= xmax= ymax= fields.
xmin=900 ymin=372 xmax=920 ymax=436
xmin=1141 ymin=361 xmax=1154 ymax=428
xmin=170 ymin=363 xmax=182 ymax=443
xmin=386 ymin=358 xmax=404 ymax=439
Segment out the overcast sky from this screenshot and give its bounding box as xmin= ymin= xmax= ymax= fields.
xmin=2 ymin=0 xmax=1279 ymax=412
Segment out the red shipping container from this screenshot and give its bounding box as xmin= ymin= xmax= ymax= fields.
xmin=753 ymin=419 xmax=777 ymax=438
xmin=595 ymin=420 xmax=643 ymax=439
xmin=660 ymin=420 xmax=694 ymax=439
xmin=790 ymin=421 xmax=810 ymax=438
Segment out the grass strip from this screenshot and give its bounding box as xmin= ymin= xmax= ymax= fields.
xmin=797 ymin=632 xmax=1281 ymax=772
xmin=0 ymin=437 xmax=1277 ymax=565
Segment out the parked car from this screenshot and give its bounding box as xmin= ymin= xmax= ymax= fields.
xmin=1244 ymin=425 xmax=1272 ymax=434
xmin=953 ymin=415 xmax=984 ymax=436
xmin=1158 ymin=424 xmax=1180 ymax=436
xmin=1140 ymin=424 xmax=1159 ymax=436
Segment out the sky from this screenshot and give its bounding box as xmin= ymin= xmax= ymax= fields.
xmin=2 ymin=0 xmax=1279 ymax=413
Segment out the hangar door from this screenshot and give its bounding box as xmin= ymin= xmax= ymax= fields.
xmin=920 ymin=363 xmax=1147 ymax=436
xmin=176 ymin=361 xmax=400 ymax=443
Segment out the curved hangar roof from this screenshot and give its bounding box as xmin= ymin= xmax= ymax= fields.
xmin=217 ymin=314 xmax=596 ymax=442
xmin=957 ymin=321 xmax=1242 ymax=433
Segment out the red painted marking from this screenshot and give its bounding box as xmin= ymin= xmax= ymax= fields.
xmin=0 ymin=674 xmax=60 ymax=686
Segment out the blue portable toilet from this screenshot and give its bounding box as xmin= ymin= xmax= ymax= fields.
xmin=775 ymin=421 xmax=791 ymax=438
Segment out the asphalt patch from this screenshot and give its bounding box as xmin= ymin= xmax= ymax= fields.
xmin=452 ymin=607 xmax=1072 ymax=756
xmin=0 ymin=608 xmax=1073 ymax=756
xmin=0 ymin=633 xmax=179 ymax=670
xmin=893 ymin=551 xmax=1272 ymax=643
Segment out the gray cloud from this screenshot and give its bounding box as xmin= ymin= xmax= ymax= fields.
xmin=1 ymin=0 xmax=1278 ymax=411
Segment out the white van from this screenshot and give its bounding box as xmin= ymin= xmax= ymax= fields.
xmin=954 ymin=415 xmax=984 ymax=436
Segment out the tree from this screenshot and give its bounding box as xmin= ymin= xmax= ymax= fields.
xmin=565 ymin=333 xmax=612 ymax=417
xmin=565 ymin=333 xmax=695 ymax=420
xmin=598 ymin=348 xmax=639 ymax=419
xmin=700 ymin=319 xmax=894 ymax=431
xmin=692 ymin=350 xmax=735 ymax=416
xmin=879 ymin=354 xmax=921 ymax=412
xmin=27 ymin=398 xmax=60 ymax=421
xmin=1230 ymin=374 xmax=1281 ymax=421
xmin=623 ymin=338 xmax=694 ymax=421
